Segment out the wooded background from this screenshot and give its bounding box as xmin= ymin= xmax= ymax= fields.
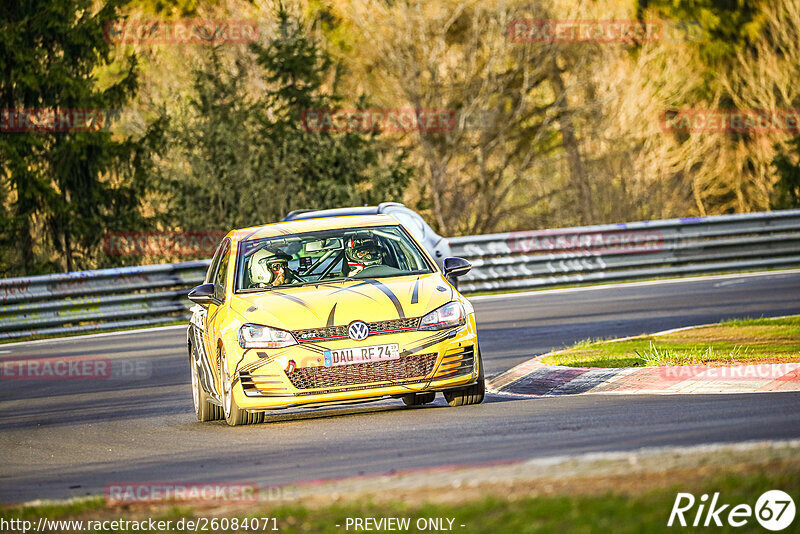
xmin=2 ymin=0 xmax=799 ymax=276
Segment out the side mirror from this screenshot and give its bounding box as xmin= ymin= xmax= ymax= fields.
xmin=443 ymin=257 xmax=471 ymax=278
xmin=188 ymin=283 xmax=216 ymax=305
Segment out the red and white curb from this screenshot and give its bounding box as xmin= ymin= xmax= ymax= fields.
xmin=487 ymin=327 xmax=800 ymax=396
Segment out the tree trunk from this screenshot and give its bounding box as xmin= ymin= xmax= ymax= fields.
xmin=547 ymin=57 xmax=595 ymax=225
xmin=13 ymin=172 xmax=35 ymax=273
xmin=64 ymin=228 xmax=73 ymax=272
xmin=64 ymin=189 xmax=73 ymax=272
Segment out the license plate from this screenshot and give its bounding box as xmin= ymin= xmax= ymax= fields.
xmin=323 ymin=343 xmax=400 ymax=367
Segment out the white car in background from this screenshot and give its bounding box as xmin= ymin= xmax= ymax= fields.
xmin=281 ymin=203 xmax=452 ymax=271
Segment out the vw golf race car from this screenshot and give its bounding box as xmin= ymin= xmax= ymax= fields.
xmin=187 ymin=215 xmax=484 ymax=425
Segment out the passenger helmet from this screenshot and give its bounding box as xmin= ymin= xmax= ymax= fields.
xmin=250 ymin=249 xmax=291 ymax=285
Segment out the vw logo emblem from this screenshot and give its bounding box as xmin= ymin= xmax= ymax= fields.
xmin=348 ymin=321 xmax=369 ymax=341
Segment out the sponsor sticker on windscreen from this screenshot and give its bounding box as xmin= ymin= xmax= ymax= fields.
xmin=324 ymin=344 xmax=400 ymax=367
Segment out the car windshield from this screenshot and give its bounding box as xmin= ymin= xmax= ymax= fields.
xmin=235 ymin=225 xmax=433 ymax=291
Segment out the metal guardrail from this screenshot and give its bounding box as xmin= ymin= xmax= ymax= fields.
xmin=0 ymin=262 xmax=209 ymax=340
xmin=449 ymin=210 xmax=800 ymax=293
xmin=1 ymin=210 xmax=799 ymax=340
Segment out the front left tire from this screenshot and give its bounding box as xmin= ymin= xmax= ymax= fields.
xmin=219 ymin=347 xmax=264 ymax=426
xmin=191 ymin=345 xmax=223 ymax=422
xmin=402 ymin=391 xmax=436 ymax=407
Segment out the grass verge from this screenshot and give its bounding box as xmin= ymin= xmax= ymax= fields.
xmin=2 ymin=459 xmax=798 ymax=533
xmin=541 ymin=315 xmax=800 ymax=368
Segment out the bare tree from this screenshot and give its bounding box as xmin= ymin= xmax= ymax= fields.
xmin=339 ymin=0 xmax=585 ymax=235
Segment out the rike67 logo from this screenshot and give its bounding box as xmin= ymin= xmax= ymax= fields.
xmin=669 ymin=490 xmax=796 ymax=531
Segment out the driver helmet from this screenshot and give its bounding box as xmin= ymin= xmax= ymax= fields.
xmin=249 ymin=249 xmax=292 ymax=286
xmin=345 ymin=236 xmax=385 ymax=267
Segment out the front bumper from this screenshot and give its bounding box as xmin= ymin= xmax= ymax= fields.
xmin=226 ymin=316 xmax=479 ymax=410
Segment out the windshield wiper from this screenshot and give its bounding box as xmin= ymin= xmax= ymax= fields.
xmin=237 ymin=277 xmax=358 ymax=292
xmin=238 ymin=286 xmax=275 ymax=293
xmin=298 ymin=277 xmax=358 ymax=286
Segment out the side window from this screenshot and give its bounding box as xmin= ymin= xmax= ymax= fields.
xmin=205 ymin=242 xmax=224 ymax=284
xmin=213 ymin=242 xmax=231 ymax=301
xmin=386 ymin=209 xmax=425 ymax=241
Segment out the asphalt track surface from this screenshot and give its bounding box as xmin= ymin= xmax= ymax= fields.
xmin=2 ymin=271 xmax=800 ymax=503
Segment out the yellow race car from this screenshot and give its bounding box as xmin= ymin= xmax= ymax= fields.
xmin=186 ymin=214 xmax=484 ymax=425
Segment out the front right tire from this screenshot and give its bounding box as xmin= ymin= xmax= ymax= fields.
xmin=443 ymin=380 xmax=485 ymax=406
xmin=444 ymin=347 xmax=485 ymax=407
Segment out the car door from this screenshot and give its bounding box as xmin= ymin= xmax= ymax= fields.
xmin=198 ymin=242 xmax=222 ymax=362
xmin=204 ymin=239 xmax=232 ymax=387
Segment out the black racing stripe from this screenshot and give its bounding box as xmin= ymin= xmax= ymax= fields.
xmin=271 ymin=291 xmax=310 ymax=308
xmin=330 ymin=285 xmax=379 ymax=302
xmin=346 ymin=279 xmax=405 ymax=319
xmin=301 ymin=344 xmax=326 ymax=354
xmin=372 ymin=280 xmax=406 ymax=318
xmin=326 ymin=303 xmax=337 ymax=327
xmin=242 ymin=359 xmax=272 ymax=372
xmin=270 ymin=290 xmax=321 ymax=319
xmin=400 ymin=329 xmax=456 ymax=357
xmin=411 ymin=277 xmax=420 ymax=304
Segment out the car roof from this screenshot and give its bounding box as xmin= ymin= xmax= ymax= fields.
xmin=282 ymin=206 xmax=379 ymax=220
xmin=281 ymin=202 xmax=406 ymax=221
xmin=231 ymin=214 xmax=399 ymax=241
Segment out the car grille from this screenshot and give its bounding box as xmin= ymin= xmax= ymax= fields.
xmin=292 ymin=317 xmax=421 ymax=343
xmin=285 ymin=352 xmax=438 ymax=390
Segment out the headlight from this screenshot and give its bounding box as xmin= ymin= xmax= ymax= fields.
xmin=418 ymin=302 xmax=466 ymax=331
xmin=238 ymin=324 xmax=297 ymax=349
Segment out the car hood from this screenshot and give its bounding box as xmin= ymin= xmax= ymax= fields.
xmin=229 ymin=273 xmax=456 ymax=330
